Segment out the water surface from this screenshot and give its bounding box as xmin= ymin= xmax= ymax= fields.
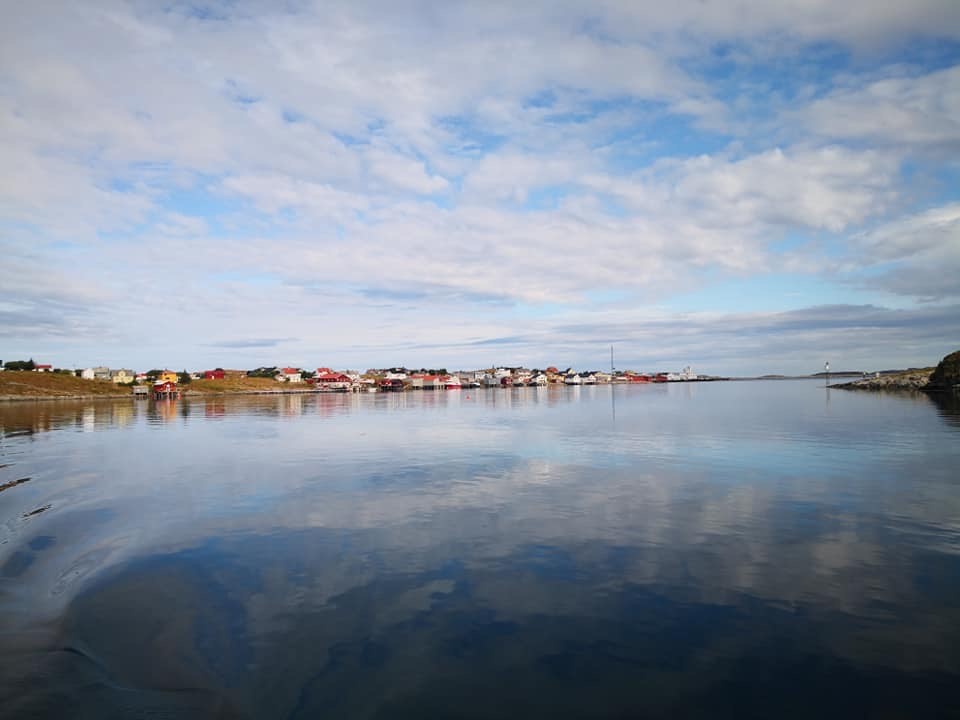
xmin=2 ymin=382 xmax=959 ymax=718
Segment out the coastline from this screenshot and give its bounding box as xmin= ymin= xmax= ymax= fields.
xmin=0 ymin=387 xmax=334 ymax=403
xmin=830 ymin=368 xmax=934 ymax=392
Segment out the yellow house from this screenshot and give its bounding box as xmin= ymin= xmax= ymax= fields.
xmin=158 ymin=370 xmax=178 ymax=383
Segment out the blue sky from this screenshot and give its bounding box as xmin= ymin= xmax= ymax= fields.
xmin=1 ymin=1 xmax=959 ymax=375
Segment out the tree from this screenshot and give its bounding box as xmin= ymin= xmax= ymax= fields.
xmin=3 ymin=359 xmax=35 ymax=371
xmin=247 ymin=366 xmax=278 ymax=378
xmin=178 ymin=370 xmax=192 ymax=384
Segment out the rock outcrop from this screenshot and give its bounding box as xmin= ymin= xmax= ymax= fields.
xmin=928 ymin=350 xmax=960 ymax=392
xmin=832 ymin=349 xmax=960 ymax=392
xmin=832 ymin=369 xmax=933 ymax=391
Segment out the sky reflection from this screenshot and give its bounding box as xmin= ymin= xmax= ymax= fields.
xmin=1 ymin=382 xmax=958 ymax=718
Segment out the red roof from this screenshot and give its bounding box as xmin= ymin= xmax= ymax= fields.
xmin=281 ymin=368 xmax=300 ymax=374
xmin=316 ymin=367 xmax=333 ymax=375
xmin=35 ymin=364 xmax=52 ymax=369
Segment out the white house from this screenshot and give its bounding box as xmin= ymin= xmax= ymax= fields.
xmin=81 ymin=368 xmax=96 ymax=380
xmin=277 ymin=368 xmax=302 ymax=383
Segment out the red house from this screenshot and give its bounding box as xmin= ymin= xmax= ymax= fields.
xmin=204 ymin=370 xmax=225 ymax=380
xmin=315 ymin=372 xmax=351 ymax=384
xmin=34 ymin=364 xmax=53 ymax=372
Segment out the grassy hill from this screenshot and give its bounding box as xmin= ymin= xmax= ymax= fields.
xmin=184 ymin=376 xmax=286 ymax=394
xmin=0 ymin=371 xmax=128 ymax=398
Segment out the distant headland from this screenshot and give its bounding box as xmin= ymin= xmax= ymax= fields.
xmin=831 ymin=350 xmax=960 ymax=393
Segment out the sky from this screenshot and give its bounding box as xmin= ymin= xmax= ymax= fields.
xmin=2 ymin=1 xmax=959 ymax=375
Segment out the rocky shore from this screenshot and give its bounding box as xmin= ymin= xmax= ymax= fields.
xmin=832 ymin=350 xmax=960 ymax=393
xmin=831 ymin=369 xmax=933 ymax=391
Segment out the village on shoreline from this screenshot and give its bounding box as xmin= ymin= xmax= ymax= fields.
xmin=3 ymin=350 xmax=956 ymax=400
xmin=0 ymin=359 xmax=710 ymax=400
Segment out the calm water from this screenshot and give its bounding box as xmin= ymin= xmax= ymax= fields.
xmin=1 ymin=381 xmax=959 ymax=719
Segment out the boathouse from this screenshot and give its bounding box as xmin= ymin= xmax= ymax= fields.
xmin=422 ymin=375 xmax=445 ymax=390
xmin=153 ymin=380 xmax=179 ymax=399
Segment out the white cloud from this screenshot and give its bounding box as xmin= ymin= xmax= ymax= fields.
xmin=664 ymin=146 xmax=898 ymax=233
xmin=463 ymin=154 xmax=581 ymax=202
xmin=220 ymin=174 xmax=370 ymax=224
xmin=588 ymin=0 xmax=960 ymax=48
xmin=853 ymin=203 xmax=960 ymax=299
xmin=365 ymin=147 xmax=448 ymax=195
xmin=803 ymin=65 xmax=960 ymax=149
